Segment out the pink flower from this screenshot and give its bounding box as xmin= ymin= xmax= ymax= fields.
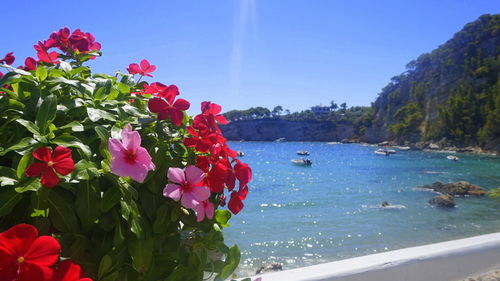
xmin=194 ymin=200 xmax=214 ymax=222
xmin=108 ymin=125 xmax=155 ymax=183
xmin=163 ymin=166 xmax=210 ymax=209
xmin=127 ymin=59 xmax=156 ymax=77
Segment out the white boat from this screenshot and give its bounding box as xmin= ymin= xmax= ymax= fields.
xmin=275 ymin=137 xmax=286 ymax=142
xmin=374 ymin=149 xmax=390 ymax=156
xmin=447 ymin=155 xmax=459 ymax=161
xmin=296 ymin=150 xmax=310 ymax=156
xmin=386 ymin=149 xmax=397 ymax=154
xmin=291 ymin=159 xmax=312 ymax=166
xmin=394 ymin=146 xmax=411 ymax=150
xmin=237 ymin=151 xmax=245 ymax=157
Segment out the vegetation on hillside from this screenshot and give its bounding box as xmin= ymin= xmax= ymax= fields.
xmin=223 ymin=103 xmax=373 ymax=136
xmin=372 ymin=14 xmax=500 ymax=147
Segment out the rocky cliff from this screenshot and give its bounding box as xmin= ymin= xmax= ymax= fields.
xmin=220 ymin=119 xmax=355 ymax=141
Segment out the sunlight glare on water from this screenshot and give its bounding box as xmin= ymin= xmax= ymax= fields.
xmin=224 ymin=142 xmax=500 ymax=277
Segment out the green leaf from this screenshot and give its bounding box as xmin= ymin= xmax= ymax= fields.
xmin=48 ymin=77 xmax=80 ymax=87
xmin=47 ymin=190 xmax=80 ymax=232
xmin=95 ymin=126 xmax=111 ymax=142
xmin=0 ymin=137 xmax=36 ymax=156
xmin=52 ymin=134 xmax=91 ymax=158
xmin=117 ymin=82 xmax=130 ymax=94
xmin=94 ymin=87 xmax=106 ymax=100
xmin=214 ymin=245 xmax=241 ymax=281
xmin=16 ymin=119 xmax=40 ymax=135
xmin=98 ymin=255 xmax=113 ymax=280
xmin=15 ymin=178 xmax=42 ymax=193
xmin=215 ymin=210 xmax=232 ymax=228
xmin=120 ymin=200 xmax=131 ymax=220
xmin=74 ymin=160 xmax=99 ymax=180
xmin=128 ymin=237 xmax=153 ymax=273
xmin=0 ymin=166 xmax=17 ymax=186
xmin=59 ymin=121 xmax=84 ymax=132
xmin=153 ymin=203 xmax=171 ymax=233
xmin=59 ymin=60 xmax=72 ymax=72
xmin=0 ymin=188 xmax=22 ymax=217
xmin=75 ymin=182 xmax=101 ymax=232
xmin=36 ymin=66 xmax=48 ymax=82
xmin=87 ymin=107 xmax=117 ymax=122
xmin=0 ymin=71 xmax=21 ymax=86
xmin=101 ymin=187 xmax=122 ymax=212
xmin=16 ymin=151 xmax=32 ymax=179
xmin=36 ymin=95 xmax=57 ymax=134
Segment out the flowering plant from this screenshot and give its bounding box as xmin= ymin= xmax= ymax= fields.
xmin=0 ymin=27 xmax=251 ymax=281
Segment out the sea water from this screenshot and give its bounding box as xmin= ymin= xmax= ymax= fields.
xmin=223 ymin=142 xmax=500 ymax=277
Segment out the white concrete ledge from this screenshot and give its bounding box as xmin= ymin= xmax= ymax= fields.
xmin=249 ymin=232 xmax=500 ymax=281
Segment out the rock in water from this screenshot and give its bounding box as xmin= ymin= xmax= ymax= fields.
xmin=421 ymin=181 xmax=488 ymax=196
xmin=429 ymin=195 xmax=455 ymax=208
xmin=256 ymin=264 xmax=283 ymax=274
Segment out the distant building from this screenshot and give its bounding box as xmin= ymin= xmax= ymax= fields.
xmin=311 ymin=105 xmax=331 ymax=115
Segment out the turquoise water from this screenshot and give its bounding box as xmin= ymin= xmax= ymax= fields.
xmin=223 ymin=142 xmax=500 ymax=276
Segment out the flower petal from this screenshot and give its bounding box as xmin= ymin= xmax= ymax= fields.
xmin=169 ymin=109 xmax=184 ymax=126
xmin=32 ymin=147 xmax=52 ymax=162
xmin=40 ymin=168 xmax=60 ymax=188
xmin=167 ymin=168 xmax=185 ymax=184
xmin=51 ymin=146 xmax=72 ymax=162
xmin=180 ymin=192 xmax=198 ymax=209
xmin=108 ymin=138 xmax=126 ymax=158
xmin=140 ymin=59 xmax=151 ymax=71
xmin=0 ymin=224 xmax=38 ymax=268
xmin=52 ymin=260 xmax=86 ymax=281
xmin=26 ymin=162 xmax=48 ymax=177
xmin=185 ymin=165 xmax=205 ymax=185
xmin=135 ymin=147 xmax=155 ymax=170
xmin=190 ymin=186 xmax=210 ymax=202
xmin=173 ymin=99 xmax=190 ymax=111
xmin=148 ymin=98 xmax=168 ymax=114
xmin=53 ymin=158 xmax=74 ymax=176
xmin=24 ymin=236 xmax=60 ymax=267
xmin=163 ymin=184 xmax=182 ymax=201
xmin=17 ymin=262 xmax=48 ymax=281
xmin=121 ymin=129 xmax=141 ymax=152
xmin=110 ymin=159 xmax=148 ymax=183
xmin=205 ymin=201 xmax=214 ymax=219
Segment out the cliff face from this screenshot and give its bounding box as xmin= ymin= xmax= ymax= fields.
xmin=365 ymin=14 xmax=500 ymax=148
xmin=220 ymin=119 xmax=354 ymax=141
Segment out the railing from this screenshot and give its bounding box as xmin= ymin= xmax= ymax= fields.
xmin=247 ymin=232 xmax=500 ymax=281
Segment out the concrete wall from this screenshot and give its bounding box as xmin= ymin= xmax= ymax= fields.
xmin=248 ymin=232 xmax=500 ymax=281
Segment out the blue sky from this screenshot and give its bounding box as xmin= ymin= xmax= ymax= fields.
xmin=2 ymin=0 xmax=499 ymax=113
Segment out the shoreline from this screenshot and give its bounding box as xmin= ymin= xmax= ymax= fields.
xmin=227 ymin=139 xmax=500 ymax=156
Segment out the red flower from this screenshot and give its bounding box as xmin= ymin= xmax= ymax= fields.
xmin=148 ymin=94 xmax=190 ymax=126
xmin=228 ymin=186 xmax=248 ymax=215
xmin=68 ymin=29 xmax=101 ymax=53
xmin=24 ymin=57 xmax=37 ymax=71
xmin=26 ymin=146 xmax=75 ymax=188
xmin=0 ymin=52 xmax=15 ymax=65
xmin=127 ymin=59 xmax=156 ymax=77
xmin=34 ymin=42 xmax=59 ymax=64
xmin=0 ymin=224 xmax=61 ymax=281
xmin=52 ymin=260 xmax=92 ymax=281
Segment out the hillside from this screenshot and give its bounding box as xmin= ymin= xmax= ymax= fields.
xmin=364 ymin=14 xmax=500 ymax=150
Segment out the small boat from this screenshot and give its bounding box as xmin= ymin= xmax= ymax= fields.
xmin=296 ymin=151 xmax=310 ymax=156
xmin=446 ymin=155 xmax=459 ymax=161
xmin=275 ymin=137 xmax=286 ymax=142
xmin=394 ymin=146 xmax=411 ymax=150
xmin=291 ymin=159 xmax=313 ymax=166
xmin=237 ymin=151 xmax=245 ymax=157
xmin=386 ymin=149 xmax=397 ymax=154
xmin=374 ymin=149 xmax=390 ymax=156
